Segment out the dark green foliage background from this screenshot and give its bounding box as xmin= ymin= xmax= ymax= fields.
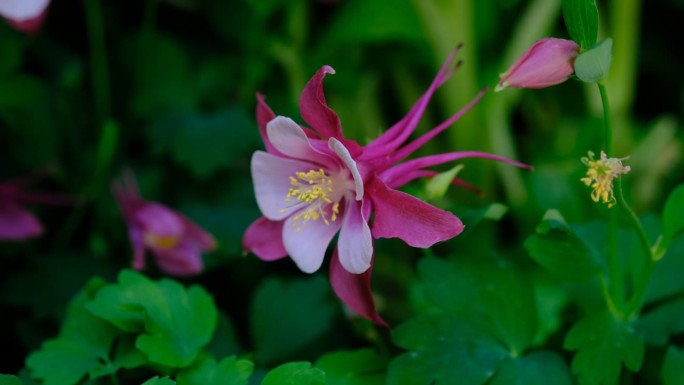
xmin=1 ymin=0 xmax=683 ymax=384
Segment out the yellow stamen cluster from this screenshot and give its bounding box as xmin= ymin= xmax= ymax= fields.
xmin=282 ymin=169 xmax=341 ymax=231
xmin=144 ymin=232 xmax=180 ymax=249
xmin=580 ymin=151 xmax=631 ymax=208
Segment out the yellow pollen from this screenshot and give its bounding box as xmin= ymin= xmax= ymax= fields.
xmin=580 ymin=151 xmax=631 ymax=208
xmin=282 ymin=168 xmax=341 ymax=232
xmin=144 ymin=232 xmax=180 ymax=249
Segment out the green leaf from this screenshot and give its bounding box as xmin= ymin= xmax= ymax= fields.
xmin=315 ymin=349 xmax=388 ymax=385
xmin=141 ymin=376 xmax=176 ymax=385
xmin=324 ymin=0 xmax=424 ymax=46
xmin=490 ymin=351 xmax=572 ymax=385
xmin=662 ymin=184 xmax=684 ymax=247
xmin=524 ymin=210 xmax=604 ymax=281
xmin=0 ymin=34 xmax=23 ymax=76
xmin=176 ymin=355 xmax=254 ymax=385
xmin=250 ymin=277 xmax=337 ymax=365
xmin=662 ymin=346 xmax=684 ymax=385
xmin=424 ymin=165 xmax=464 ymax=200
xmin=417 ymin=257 xmax=537 ymax=354
xmin=387 ymin=313 xmax=509 ymax=385
xmin=562 ymin=0 xmax=599 ymax=49
xmin=564 ymin=312 xmax=644 ymax=385
xmin=132 ymin=35 xmax=194 ymax=117
xmin=635 ymin=298 xmax=684 ymax=345
xmin=149 ymin=106 xmax=259 ymax=178
xmin=0 ymin=375 xmax=23 ymax=385
xmin=26 ymin=278 xmax=120 ymax=385
xmin=89 ymin=335 xmax=147 ymax=378
xmin=574 ymin=38 xmax=613 ymax=83
xmin=87 ymin=270 xmax=218 ymax=368
xmin=261 ymin=362 xmax=326 ymax=385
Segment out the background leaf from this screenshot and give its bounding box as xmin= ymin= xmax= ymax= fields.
xmin=662 ymin=183 xmax=684 ymax=247
xmin=26 ymin=278 xmax=120 ymax=385
xmin=260 ymin=362 xmax=326 ymax=385
xmin=564 ymin=312 xmax=644 ymax=385
xmin=315 ymin=349 xmax=388 ymax=385
xmin=662 ymin=346 xmax=684 ymax=385
xmin=176 ymin=355 xmax=253 ymax=385
xmin=561 ymin=0 xmax=599 ymax=49
xmin=0 ymin=375 xmax=23 ymax=385
xmin=250 ymin=277 xmax=338 ymax=365
xmin=524 ymin=211 xmax=604 ymax=281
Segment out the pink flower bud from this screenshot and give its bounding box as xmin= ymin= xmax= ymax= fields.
xmin=496 ymin=38 xmax=580 ymax=91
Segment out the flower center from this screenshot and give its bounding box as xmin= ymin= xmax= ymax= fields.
xmin=580 ymin=151 xmax=630 ymax=208
xmin=281 ymin=168 xmax=344 ymax=232
xmin=144 ymin=232 xmax=180 ymax=249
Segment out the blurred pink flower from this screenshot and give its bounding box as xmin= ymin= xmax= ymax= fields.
xmin=243 ymin=47 xmax=530 ymax=325
xmin=496 ymin=38 xmax=580 ymax=91
xmin=0 ymin=169 xmax=70 ymax=241
xmin=0 ymin=0 xmax=50 ymax=34
xmin=113 ymin=173 xmax=216 ymax=277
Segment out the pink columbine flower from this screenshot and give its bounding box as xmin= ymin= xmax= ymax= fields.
xmin=0 ymin=169 xmax=70 ymax=241
xmin=0 ymin=178 xmax=43 ymax=240
xmin=0 ymin=0 xmax=50 ymax=34
xmin=243 ymin=47 xmax=530 ymax=325
xmin=113 ymin=172 xmax=217 ymax=277
xmin=496 ymin=37 xmax=580 ymax=92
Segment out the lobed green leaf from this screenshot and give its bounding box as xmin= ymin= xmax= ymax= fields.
xmin=564 ymin=312 xmax=644 ymax=385
xmin=260 ymin=362 xmax=326 ymax=385
xmin=87 ymin=270 xmax=218 ymax=368
xmin=26 ymin=278 xmax=120 ymax=385
xmin=176 ymin=355 xmax=253 ymax=385
xmin=524 ymin=211 xmax=604 ymax=281
xmin=387 ymin=313 xmax=509 ymax=385
xmin=315 ymin=349 xmax=388 ymax=385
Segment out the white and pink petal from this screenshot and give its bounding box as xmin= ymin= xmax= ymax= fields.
xmin=282 ymin=207 xmax=343 ymax=273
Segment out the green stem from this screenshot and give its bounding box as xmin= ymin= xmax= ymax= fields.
xmin=83 ymin=0 xmax=111 ymax=124
xmin=598 ymin=83 xmax=612 ymax=156
xmin=597 ymin=82 xmax=623 ymax=311
xmin=618 ymin=178 xmax=656 ymax=317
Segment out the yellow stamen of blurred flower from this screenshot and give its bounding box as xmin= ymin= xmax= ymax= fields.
xmin=580 ymin=151 xmax=631 ymax=208
xmin=144 ymin=232 xmax=180 ymax=249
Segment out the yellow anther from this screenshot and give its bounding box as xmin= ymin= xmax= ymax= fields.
xmin=283 ymin=168 xmax=342 ymax=230
xmin=580 ymin=151 xmax=630 ymax=208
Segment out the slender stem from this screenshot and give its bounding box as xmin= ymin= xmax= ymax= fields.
xmin=618 ymin=178 xmax=657 ymax=317
xmin=597 ymin=82 xmax=623 ymax=311
xmin=83 ymin=0 xmax=111 ymax=124
xmin=598 ymin=83 xmax=613 ymax=156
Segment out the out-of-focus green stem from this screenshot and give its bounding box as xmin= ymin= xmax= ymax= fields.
xmin=608 ymin=0 xmax=641 ymax=152
xmin=411 ymin=0 xmax=479 ymax=151
xmin=83 ymin=0 xmax=111 ymax=124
